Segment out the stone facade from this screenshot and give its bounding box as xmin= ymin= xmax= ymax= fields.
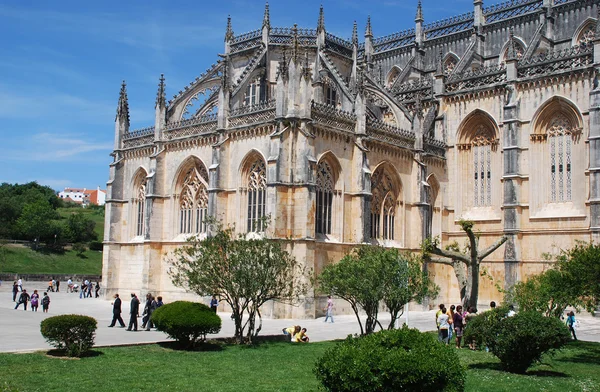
xmin=103 ymin=0 xmax=600 ymax=317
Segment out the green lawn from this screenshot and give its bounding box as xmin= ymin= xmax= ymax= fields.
xmin=0 ymin=340 xmax=598 ymax=392
xmin=0 ymin=245 xmax=102 ymax=275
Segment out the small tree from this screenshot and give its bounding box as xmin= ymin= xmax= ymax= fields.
xmin=422 ymin=219 xmax=507 ymax=309
xmin=64 ymin=211 xmax=97 ymax=243
xmin=169 ymin=220 xmax=308 ymax=344
xmin=317 ymin=246 xmax=438 ymax=335
xmin=557 ymin=241 xmax=600 ymax=312
xmin=16 ymin=200 xmax=58 ymax=249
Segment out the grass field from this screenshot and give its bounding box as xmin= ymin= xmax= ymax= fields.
xmin=0 ymin=340 xmax=598 ymax=392
xmin=0 ymin=244 xmax=102 ymax=275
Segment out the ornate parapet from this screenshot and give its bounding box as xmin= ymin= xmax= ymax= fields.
xmin=228 ymin=100 xmax=276 ymax=128
xmin=445 ymin=64 xmax=507 ymax=93
xmin=424 ymin=136 xmax=447 ymax=158
xmin=372 ymin=28 xmax=415 ymax=54
xmin=483 ymin=0 xmax=543 ymax=25
xmin=366 ymin=117 xmax=415 ymax=150
xmin=311 ymin=101 xmax=356 ymax=133
xmin=390 ymin=76 xmax=434 ymax=103
xmin=269 ymin=27 xmax=317 ymax=46
xmin=123 ymin=126 xmax=155 ymax=149
xmin=424 ymin=11 xmax=474 ymax=40
xmin=230 ymin=30 xmax=262 ymax=53
xmin=163 ymin=113 xmax=218 ymax=141
xmin=324 ymin=32 xmax=353 ymax=59
xmin=517 ymin=45 xmax=593 ymax=79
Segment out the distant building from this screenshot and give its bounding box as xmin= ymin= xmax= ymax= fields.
xmin=58 ymin=187 xmax=106 ymax=206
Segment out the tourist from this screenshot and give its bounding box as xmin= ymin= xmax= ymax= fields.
xmin=465 ymin=307 xmax=478 ymax=350
xmin=42 ymin=292 xmax=50 ymax=313
xmin=79 ymin=280 xmax=86 ymax=299
xmin=324 ymin=295 xmax=334 ymax=323
xmin=155 ymin=296 xmax=163 ymax=308
xmin=507 ymin=305 xmax=516 ymax=317
xmin=95 ymin=282 xmax=101 ymax=298
xmin=87 ymin=281 xmax=93 ymax=298
xmin=127 ymin=293 xmax=140 ymax=331
xmin=448 ymin=305 xmax=455 ymax=341
xmin=294 ymin=327 xmax=309 ymax=343
xmin=47 ymin=280 xmax=54 ymax=293
xmin=17 ymin=278 xmax=23 ymax=292
xmin=282 ymin=325 xmax=301 ymax=342
xmin=30 ymin=290 xmax=40 ymax=312
xmin=142 ymin=293 xmax=157 ymax=330
xmin=453 ymin=305 xmax=465 ymax=349
xmin=435 ymin=303 xmax=445 ymax=338
xmin=210 ymin=295 xmax=218 ymax=313
xmin=14 ymin=289 xmax=30 ymax=311
xmin=55 ymin=279 xmax=60 ymax=292
xmin=108 ymin=294 xmax=125 ymax=328
xmin=489 ymin=301 xmax=496 ymax=310
xmin=566 ymin=311 xmax=578 ymax=341
xmin=51 ymin=279 xmax=56 ymax=292
xmin=12 ymin=282 xmax=18 ymax=302
xmin=438 ymin=307 xmax=450 ymax=345
xmin=67 ymin=278 xmax=73 ymax=293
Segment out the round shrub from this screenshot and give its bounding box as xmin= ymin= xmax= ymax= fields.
xmin=89 ymin=240 xmax=103 ymax=251
xmin=463 ymin=307 xmax=508 ymax=349
xmin=489 ymin=311 xmax=572 ymax=373
xmin=40 ymin=315 xmax=97 ymax=357
xmin=151 ymin=301 xmax=221 ymax=348
xmin=314 ymin=326 xmax=466 ymax=392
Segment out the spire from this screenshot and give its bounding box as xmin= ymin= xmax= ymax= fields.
xmin=291 ymin=24 xmax=300 ymax=62
xmin=262 ymin=2 xmax=270 ymax=31
xmin=156 ymin=74 xmax=166 ymax=108
xmin=317 ymin=5 xmax=325 ymax=33
xmin=415 ymin=0 xmax=423 ymax=22
xmin=116 ymin=80 xmax=130 ymax=126
xmin=365 ymin=15 xmax=373 ymax=38
xmin=506 ymin=28 xmax=517 ymax=60
xmin=225 ymin=15 xmax=234 ymax=42
xmin=352 ymin=21 xmax=358 ymax=46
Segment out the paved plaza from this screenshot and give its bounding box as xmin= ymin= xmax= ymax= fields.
xmin=1 ymin=281 xmax=599 ymax=353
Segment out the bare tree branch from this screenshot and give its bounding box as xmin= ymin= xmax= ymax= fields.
xmin=479 ymin=236 xmax=508 ymax=259
xmin=428 ymin=246 xmax=470 ymax=264
xmin=424 ymin=256 xmax=455 ymax=266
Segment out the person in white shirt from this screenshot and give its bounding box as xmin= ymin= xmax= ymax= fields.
xmin=438 ymin=307 xmax=451 ymax=345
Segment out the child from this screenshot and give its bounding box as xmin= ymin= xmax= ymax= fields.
xmin=30 ymin=290 xmax=40 ymax=312
xmin=295 ymin=328 xmax=309 ymax=343
xmin=283 ymin=325 xmax=300 ymax=342
xmin=42 ymin=292 xmax=50 ymax=313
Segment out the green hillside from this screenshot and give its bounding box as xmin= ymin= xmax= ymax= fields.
xmin=0 ymin=244 xmax=102 ymax=275
xmin=58 ymin=206 xmax=105 ymax=240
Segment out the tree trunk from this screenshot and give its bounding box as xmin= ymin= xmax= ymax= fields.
xmin=464 ymin=261 xmax=480 ymax=309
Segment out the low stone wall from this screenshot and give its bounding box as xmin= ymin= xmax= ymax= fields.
xmin=0 ymin=274 xmax=101 ymax=282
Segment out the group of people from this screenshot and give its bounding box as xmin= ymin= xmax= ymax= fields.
xmin=435 ymin=301 xmax=516 ymax=349
xmin=109 ymin=292 xmax=163 ymax=331
xmin=45 ymin=279 xmax=60 ymax=292
xmin=282 ymin=325 xmax=310 ymax=343
xmin=12 ymin=280 xmax=51 ymax=312
xmin=75 ymin=279 xmax=101 ymax=298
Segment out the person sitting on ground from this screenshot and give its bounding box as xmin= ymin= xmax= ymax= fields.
xmin=282 ymin=325 xmax=301 ymax=342
xmin=294 ymin=328 xmax=309 ymax=343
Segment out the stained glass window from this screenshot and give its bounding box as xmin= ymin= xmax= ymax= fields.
xmin=315 ymin=161 xmax=334 ymax=235
xmin=371 ymin=170 xmax=396 ymax=240
xmin=136 ymin=179 xmax=147 ymax=237
xmin=247 ymin=159 xmax=267 ymax=232
xmin=179 ymin=166 xmax=209 ymax=234
xmin=472 ymin=126 xmax=493 ymax=207
xmin=548 ymin=115 xmax=573 ymax=203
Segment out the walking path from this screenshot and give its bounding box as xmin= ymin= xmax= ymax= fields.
xmin=1 ymin=281 xmax=598 ymax=353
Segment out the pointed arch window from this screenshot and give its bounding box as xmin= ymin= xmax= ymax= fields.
xmin=548 ymin=115 xmax=573 ymax=203
xmin=370 ymin=170 xmax=397 ymax=240
xmin=179 ymin=166 xmax=209 ymax=234
xmin=316 ymin=161 xmax=334 ymax=235
xmin=472 ymin=126 xmax=493 ymax=207
xmin=247 ymin=159 xmax=267 ymax=232
xmin=577 ymin=24 xmax=595 ymax=46
xmin=135 ymin=179 xmax=147 ymax=237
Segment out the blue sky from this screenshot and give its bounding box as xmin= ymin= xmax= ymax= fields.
xmin=0 ymin=0 xmax=475 ymax=191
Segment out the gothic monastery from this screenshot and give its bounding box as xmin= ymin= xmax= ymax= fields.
xmin=103 ymin=0 xmax=600 ymax=317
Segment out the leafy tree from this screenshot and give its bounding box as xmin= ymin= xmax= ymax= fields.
xmin=72 ymin=242 xmax=88 ymax=257
xmin=317 ymin=246 xmax=438 ymax=335
xmin=169 ymin=220 xmax=308 ymax=344
xmin=422 ymin=219 xmax=507 ymax=309
xmin=16 ymin=200 xmax=58 ymax=249
xmin=507 ymin=268 xmax=580 ymax=318
xmin=64 ymin=211 xmax=97 ymax=243
xmin=557 ymin=242 xmax=600 ymax=312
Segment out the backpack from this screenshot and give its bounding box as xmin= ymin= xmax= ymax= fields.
xmin=42 ymin=296 xmax=50 ymax=306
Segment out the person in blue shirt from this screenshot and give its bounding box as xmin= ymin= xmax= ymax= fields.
xmin=566 ymin=311 xmax=577 ymax=341
xmin=210 ymin=295 xmax=218 ymax=313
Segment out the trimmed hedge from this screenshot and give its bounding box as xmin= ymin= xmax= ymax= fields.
xmin=151 ymin=301 xmax=221 ymax=348
xmin=88 ymin=241 xmax=103 ymax=251
xmin=314 ymin=326 xmax=465 ymax=392
xmin=40 ymin=315 xmax=97 ymax=357
xmin=464 ymin=310 xmax=571 ymax=373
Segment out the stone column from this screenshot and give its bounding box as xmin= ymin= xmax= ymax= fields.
xmin=589 ymin=70 xmax=600 ymax=242
xmin=502 ymin=83 xmax=521 ymax=289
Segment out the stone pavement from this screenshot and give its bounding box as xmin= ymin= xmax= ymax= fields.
xmin=1 ymin=281 xmax=599 ymax=353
